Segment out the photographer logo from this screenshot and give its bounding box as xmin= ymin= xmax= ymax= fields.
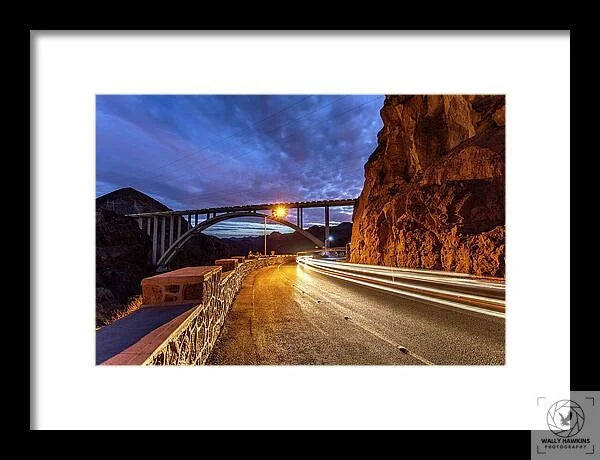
xmin=546 ymin=400 xmax=585 ymax=438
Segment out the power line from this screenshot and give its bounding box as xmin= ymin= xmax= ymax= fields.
xmin=143 ymin=95 xmax=350 ymax=183
xmin=169 ymin=143 xmax=373 ymax=209
xmin=104 ymin=95 xmax=382 ymax=209
xmin=126 ymin=95 xmax=350 ymax=206
xmin=140 ymin=95 xmax=338 ymax=182
xmin=117 ymin=95 xmax=312 ymax=184
xmin=168 ymin=96 xmax=382 ymax=202
xmin=164 ymin=95 xmax=380 ymax=188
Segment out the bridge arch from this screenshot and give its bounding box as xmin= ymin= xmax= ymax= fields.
xmin=156 ymin=211 xmax=323 ymax=269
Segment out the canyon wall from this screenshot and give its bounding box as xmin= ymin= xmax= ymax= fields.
xmin=349 ymin=95 xmax=505 ymax=277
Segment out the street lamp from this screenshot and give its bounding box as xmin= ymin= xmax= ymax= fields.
xmin=273 ymin=206 xmax=287 ymax=219
xmin=266 ymin=206 xmax=287 ymax=256
xmin=325 ymin=235 xmax=334 ymax=251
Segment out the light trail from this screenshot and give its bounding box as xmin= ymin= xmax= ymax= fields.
xmin=297 ymin=256 xmax=505 ymax=319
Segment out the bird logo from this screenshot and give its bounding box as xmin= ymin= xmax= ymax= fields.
xmin=547 ymin=400 xmax=585 ymax=437
xmin=559 ymin=410 xmax=573 ymax=427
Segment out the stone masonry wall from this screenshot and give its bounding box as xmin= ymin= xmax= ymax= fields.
xmin=145 ymin=256 xmax=294 ymax=365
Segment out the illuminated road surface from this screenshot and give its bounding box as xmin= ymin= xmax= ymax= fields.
xmin=208 ymin=262 xmax=505 ymax=365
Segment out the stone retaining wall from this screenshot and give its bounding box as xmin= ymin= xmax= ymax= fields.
xmin=143 ymin=255 xmax=294 ymax=365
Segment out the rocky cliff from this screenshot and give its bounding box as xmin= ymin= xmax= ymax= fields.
xmin=350 ymin=95 xmax=505 ymax=277
xmin=96 ymin=188 xmax=188 ymax=325
xmin=96 ymin=208 xmax=153 ymax=325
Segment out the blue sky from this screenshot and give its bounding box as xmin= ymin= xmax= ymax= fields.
xmin=96 ymin=95 xmax=384 ymax=237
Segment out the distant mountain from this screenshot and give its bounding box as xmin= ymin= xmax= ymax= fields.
xmin=168 ymin=223 xmax=352 ymax=269
xmin=97 ymin=187 xmax=171 ymax=215
xmin=217 ymin=222 xmax=353 ymax=254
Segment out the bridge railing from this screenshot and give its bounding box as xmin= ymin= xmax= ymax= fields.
xmin=124 ymin=198 xmax=357 ymax=218
xmin=296 ymin=246 xmax=348 ymax=260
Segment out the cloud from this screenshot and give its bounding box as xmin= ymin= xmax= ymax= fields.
xmin=97 ymin=95 xmax=384 ymax=236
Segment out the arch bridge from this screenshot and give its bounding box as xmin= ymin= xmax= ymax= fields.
xmin=125 ymin=198 xmax=356 ymax=270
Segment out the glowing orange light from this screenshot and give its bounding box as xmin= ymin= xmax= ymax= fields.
xmin=273 ymin=206 xmax=287 ymax=219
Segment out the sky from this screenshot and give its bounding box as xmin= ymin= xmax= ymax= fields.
xmin=96 ymin=95 xmax=384 ymax=237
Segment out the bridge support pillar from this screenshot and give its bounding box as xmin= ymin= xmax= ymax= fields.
xmin=146 ymin=217 xmax=152 ymax=236
xmin=324 ymin=205 xmax=330 ymax=249
xmin=160 ymin=216 xmax=166 ymax=257
xmin=152 ymin=216 xmax=158 ymax=265
xmin=138 ymin=217 xmax=143 ymax=230
xmin=177 ymin=215 xmax=182 ymax=239
xmin=187 ymin=214 xmax=192 ymax=229
xmin=169 ymin=215 xmax=174 ymax=246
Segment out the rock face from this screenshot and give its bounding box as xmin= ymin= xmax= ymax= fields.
xmin=97 ymin=187 xmax=185 ymax=326
xmin=96 ymin=208 xmax=153 ymax=325
xmin=350 ymin=95 xmax=505 ymax=277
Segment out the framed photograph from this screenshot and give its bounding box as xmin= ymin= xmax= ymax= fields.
xmin=32 ymin=30 xmax=575 ymax=435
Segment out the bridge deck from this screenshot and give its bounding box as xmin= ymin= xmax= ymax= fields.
xmin=125 ymin=198 xmax=357 ymax=217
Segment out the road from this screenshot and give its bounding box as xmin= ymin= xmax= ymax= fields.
xmin=207 ymin=262 xmax=505 ymax=365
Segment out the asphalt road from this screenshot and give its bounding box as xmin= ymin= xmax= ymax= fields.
xmin=207 ymin=262 xmax=505 ymax=365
